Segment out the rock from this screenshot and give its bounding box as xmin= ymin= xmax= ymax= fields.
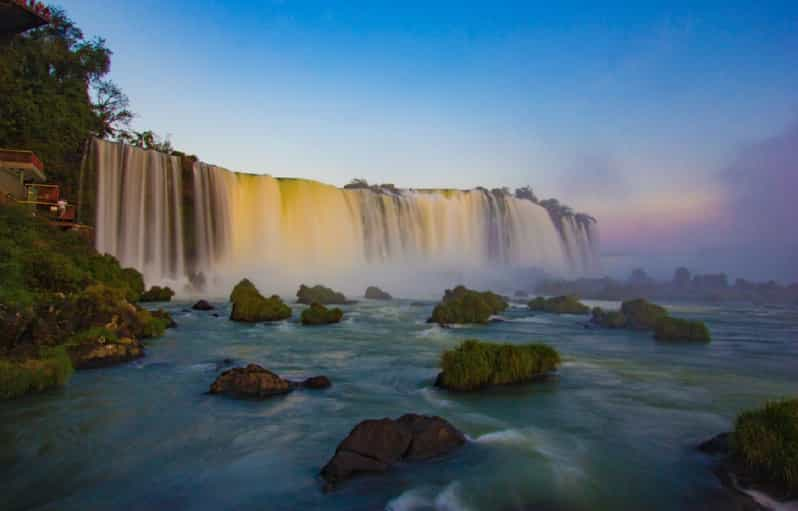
xmin=396 ymin=413 xmax=466 ymax=461
xmin=527 ymin=295 xmax=589 ymax=314
xmin=514 ymin=290 xmax=529 ymax=298
xmin=67 ymin=337 xmax=144 ymax=369
xmin=698 ymin=433 xmax=730 ymax=455
xmin=301 ymin=303 xmax=344 ymax=325
xmin=192 ymin=300 xmax=215 ymax=311
xmin=302 ymin=375 xmax=332 ymax=389
xmin=364 ymin=286 xmax=392 ymax=300
xmin=655 ymin=316 xmax=711 ymax=342
xmin=321 ymin=414 xmax=464 ymax=486
xmin=209 ymin=364 xmax=293 ymax=398
xmin=428 ymin=285 xmax=508 ymax=325
xmin=139 ymin=286 xmax=175 ymax=302
xmin=229 ymin=279 xmax=291 ymax=322
xmin=296 ymin=284 xmax=349 ymax=305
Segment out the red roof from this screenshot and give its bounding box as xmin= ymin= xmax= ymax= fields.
xmin=0 ymin=0 xmax=51 ymax=37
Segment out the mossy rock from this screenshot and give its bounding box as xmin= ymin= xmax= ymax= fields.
xmin=364 ymin=286 xmax=392 ymax=300
xmin=436 ymin=339 xmax=560 ymax=391
xmin=429 ymin=285 xmax=508 ymax=325
xmin=301 ymin=302 xmax=344 ymax=325
xmin=654 ymin=316 xmax=711 ymax=342
xmin=139 ymin=286 xmax=175 ymax=302
xmin=296 ymin=284 xmax=348 ymax=305
xmin=65 ymin=328 xmax=144 ymax=369
xmin=0 ymin=346 xmax=74 ymax=400
xmin=528 ymin=295 xmax=589 ymax=314
xmin=620 ymin=298 xmax=667 ymax=330
xmin=229 ymin=279 xmax=291 ymax=323
xmin=732 ymin=398 xmax=798 ymax=498
xmin=590 ymin=307 xmax=627 ymax=328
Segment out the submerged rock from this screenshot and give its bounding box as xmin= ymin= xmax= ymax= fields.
xmin=209 ymin=363 xmax=331 ymax=398
xmin=364 ymin=286 xmax=392 ymax=300
xmin=321 ymin=414 xmax=465 ymax=487
xmin=192 ymin=300 xmax=214 ymax=311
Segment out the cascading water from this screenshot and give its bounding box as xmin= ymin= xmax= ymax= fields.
xmin=88 ymin=139 xmax=600 ymax=296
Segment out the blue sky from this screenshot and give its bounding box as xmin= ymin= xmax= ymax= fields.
xmin=62 ymin=1 xmax=798 ymax=279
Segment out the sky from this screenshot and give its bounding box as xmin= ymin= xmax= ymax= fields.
xmin=61 ymin=1 xmax=798 ymax=281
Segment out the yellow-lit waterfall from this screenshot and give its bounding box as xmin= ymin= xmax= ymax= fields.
xmin=90 ymin=139 xmax=600 ymax=296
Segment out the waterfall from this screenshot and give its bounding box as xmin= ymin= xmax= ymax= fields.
xmin=89 ymin=139 xmax=601 ymax=296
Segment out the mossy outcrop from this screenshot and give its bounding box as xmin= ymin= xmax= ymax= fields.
xmin=435 ymin=339 xmax=561 ymax=391
xmin=229 ymin=279 xmax=292 ymax=323
xmin=620 ymin=298 xmax=667 ymax=329
xmin=139 ymin=286 xmax=175 ymax=302
xmin=296 ymin=284 xmax=348 ymax=305
xmin=65 ymin=327 xmax=144 ymax=369
xmin=528 ymin=295 xmax=589 ymax=314
xmin=428 ymin=285 xmax=508 ymax=325
xmin=654 ymin=316 xmax=711 ymax=342
xmin=301 ymin=303 xmax=344 ymax=325
xmin=590 ymin=307 xmax=627 ymax=328
xmin=364 ymin=286 xmax=392 ymax=300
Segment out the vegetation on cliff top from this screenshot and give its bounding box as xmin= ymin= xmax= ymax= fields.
xmin=296 ymin=284 xmax=348 ymax=305
xmin=301 ymin=303 xmax=344 ymax=325
xmin=732 ymin=398 xmax=798 ymax=497
xmin=528 ymin=295 xmax=589 ymax=314
xmin=429 ymin=285 xmax=508 ymax=325
xmin=229 ymin=279 xmax=292 ymax=323
xmin=437 ymin=340 xmax=560 ymax=391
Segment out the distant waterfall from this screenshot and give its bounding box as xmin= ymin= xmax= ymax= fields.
xmin=89 ymin=139 xmax=600 ymax=295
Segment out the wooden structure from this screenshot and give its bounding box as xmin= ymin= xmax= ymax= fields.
xmin=0 ymin=149 xmax=46 ymax=201
xmin=0 ymin=0 xmax=51 ymax=38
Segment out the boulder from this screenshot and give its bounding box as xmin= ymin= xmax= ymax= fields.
xmin=527 ymin=295 xmax=589 ymax=314
xmin=209 ymin=364 xmax=293 ymax=398
xmin=139 ymin=286 xmax=175 ymax=302
xmin=67 ymin=336 xmax=144 ymax=369
xmin=302 ymin=375 xmax=332 ymax=389
xmin=296 ymin=284 xmax=349 ymax=305
xmin=301 ymin=303 xmax=344 ymax=325
xmin=192 ymin=300 xmax=215 ymax=311
xmin=229 ymin=280 xmax=291 ymax=323
xmin=321 ymin=414 xmax=464 ymax=486
xmin=428 ymin=285 xmax=508 ymax=325
xmin=364 ymin=286 xmax=392 ymax=300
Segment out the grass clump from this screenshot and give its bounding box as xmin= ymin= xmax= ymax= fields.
xmin=296 ymin=284 xmax=348 ymax=305
xmin=528 ymin=295 xmax=589 ymax=314
xmin=437 ymin=339 xmax=560 ymax=391
xmin=139 ymin=286 xmax=175 ymax=302
xmin=229 ymin=279 xmax=292 ymax=322
xmin=429 ymin=285 xmax=508 ymax=325
xmin=732 ymin=398 xmax=798 ymax=497
xmin=301 ymin=302 xmax=344 ymax=325
xmin=620 ymin=298 xmax=667 ymax=329
xmin=0 ymin=346 xmax=74 ymax=400
xmin=654 ymin=316 xmax=711 ymax=342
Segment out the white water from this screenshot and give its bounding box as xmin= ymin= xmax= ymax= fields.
xmin=90 ymin=139 xmax=600 ymax=296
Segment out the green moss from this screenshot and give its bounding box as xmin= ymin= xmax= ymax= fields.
xmin=620 ymin=298 xmax=667 ymax=330
xmin=296 ymin=284 xmax=348 ymax=305
xmin=429 ymin=285 xmax=508 ymax=325
xmin=654 ymin=317 xmax=711 ymax=342
xmin=136 ymin=309 xmax=168 ymax=338
xmin=0 ymin=346 xmax=74 ymax=400
xmin=732 ymin=398 xmax=798 ymax=497
xmin=437 ymin=339 xmax=560 ymax=391
xmin=300 ymin=302 xmax=344 ymax=325
xmin=67 ymin=326 xmax=118 ymax=346
xmin=528 ymin=295 xmax=589 ymax=314
xmin=139 ymin=286 xmax=175 ymax=302
xmin=590 ymin=307 xmax=627 ymax=328
xmin=229 ymin=279 xmax=292 ymax=322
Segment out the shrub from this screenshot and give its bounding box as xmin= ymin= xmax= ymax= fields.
xmin=620 ymin=298 xmax=667 ymax=329
xmin=301 ymin=302 xmax=344 ymax=325
xmin=0 ymin=346 xmax=74 ymax=400
xmin=591 ymin=307 xmax=627 ymax=328
xmin=732 ymin=398 xmax=798 ymax=496
xmin=229 ymin=279 xmax=292 ymax=322
xmin=528 ymin=295 xmax=589 ymax=314
xmin=139 ymin=286 xmax=175 ymax=302
xmin=654 ymin=317 xmax=711 ymax=342
xmin=296 ymin=284 xmax=348 ymax=305
xmin=437 ymin=339 xmax=560 ymax=391
xmin=429 ymin=285 xmax=508 ymax=325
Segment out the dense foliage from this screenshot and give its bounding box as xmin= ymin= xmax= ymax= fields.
xmin=654 ymin=317 xmax=711 ymax=342
xmin=140 ymin=285 xmax=175 ymax=302
xmin=301 ymin=303 xmax=344 ymax=325
xmin=229 ymin=279 xmax=292 ymax=322
xmin=733 ymin=399 xmax=798 ymax=496
xmin=437 ymin=340 xmax=560 ymax=391
xmin=528 ymin=295 xmax=589 ymax=314
xmin=296 ymin=284 xmax=348 ymax=305
xmin=429 ymin=285 xmax=508 ymax=325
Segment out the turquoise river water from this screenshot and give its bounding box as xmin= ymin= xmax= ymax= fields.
xmin=2 ymin=298 xmax=796 ymax=510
